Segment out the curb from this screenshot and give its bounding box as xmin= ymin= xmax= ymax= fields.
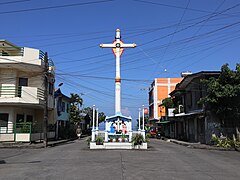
xmin=168 ymin=139 xmax=239 ymax=151
xmin=0 ymin=138 xmax=76 ymax=149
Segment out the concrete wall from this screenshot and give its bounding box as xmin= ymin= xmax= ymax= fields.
xmin=22 ymin=48 xmax=42 ymax=66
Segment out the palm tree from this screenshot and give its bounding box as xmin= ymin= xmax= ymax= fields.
xmin=70 ymin=93 xmax=83 ymax=110
xmin=70 ymin=93 xmax=83 ymax=125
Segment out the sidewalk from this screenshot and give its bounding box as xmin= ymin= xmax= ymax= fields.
xmin=0 ymin=138 xmax=76 ymax=149
xmin=168 ymin=138 xmax=239 ymax=151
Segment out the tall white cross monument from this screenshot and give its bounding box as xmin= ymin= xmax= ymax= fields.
xmin=100 ymin=29 xmax=136 ymax=114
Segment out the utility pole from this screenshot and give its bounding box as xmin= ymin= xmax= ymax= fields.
xmin=43 ymin=52 xmax=49 ymax=148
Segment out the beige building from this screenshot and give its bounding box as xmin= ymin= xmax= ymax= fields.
xmin=0 ymin=40 xmax=55 ymax=142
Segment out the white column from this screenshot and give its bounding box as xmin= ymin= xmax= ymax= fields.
xmin=105 ymin=130 xmax=108 ymax=142
xmin=142 ymin=105 xmax=145 ymax=131
xmin=115 ymin=29 xmax=121 ymax=114
xmin=142 ymin=105 xmax=145 ymax=140
xmin=138 ymin=108 xmax=141 ymax=131
xmin=91 ymin=105 xmax=96 ymax=142
xmin=129 ymin=130 xmax=133 ymax=142
xmin=96 ymin=108 xmax=99 ymax=131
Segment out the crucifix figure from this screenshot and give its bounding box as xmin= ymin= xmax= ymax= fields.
xmin=100 ymin=29 xmax=136 ymax=114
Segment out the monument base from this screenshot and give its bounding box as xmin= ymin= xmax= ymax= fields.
xmin=90 ymin=142 xmax=147 ymax=150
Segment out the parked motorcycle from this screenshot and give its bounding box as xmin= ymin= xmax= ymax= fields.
xmin=156 ymin=132 xmax=161 ymax=139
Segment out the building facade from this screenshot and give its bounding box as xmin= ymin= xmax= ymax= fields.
xmin=0 ymin=40 xmax=55 ymax=142
xmin=54 ymin=88 xmax=71 ymax=139
xmin=148 ymin=78 xmax=183 ymax=124
xmin=170 ymin=71 xmax=225 ymax=144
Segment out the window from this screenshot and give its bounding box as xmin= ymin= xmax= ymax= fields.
xmin=62 ymin=102 xmax=65 ymax=112
xmin=16 ymin=114 xmax=24 ymax=123
xmin=0 ymin=113 xmax=9 ymax=126
xmin=19 ymin=78 xmax=28 ymax=86
xmin=66 ymin=103 xmax=69 ymax=113
xmin=26 ymin=115 xmax=33 ymax=123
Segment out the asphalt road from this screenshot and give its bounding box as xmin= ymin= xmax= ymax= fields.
xmin=0 ymin=138 xmax=240 ymax=180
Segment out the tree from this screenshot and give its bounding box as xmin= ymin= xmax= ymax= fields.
xmin=200 ymin=64 xmax=240 ymax=127
xmin=80 ymin=107 xmax=106 ymax=126
xmin=98 ymin=111 xmax=106 ymax=123
xmin=161 ymin=97 xmax=174 ymax=109
xmin=69 ymin=93 xmax=83 ymax=125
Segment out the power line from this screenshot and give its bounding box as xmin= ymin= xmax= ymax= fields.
xmin=0 ymin=0 xmax=115 ymax=15
xmin=139 ymin=3 xmax=240 ymax=46
xmin=149 ymin=0 xmax=190 ymax=80
xmin=132 ymin=0 xmax=234 ymax=16
xmin=0 ymin=0 xmax=30 ymax=5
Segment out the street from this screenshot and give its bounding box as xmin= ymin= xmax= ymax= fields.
xmin=0 ymin=139 xmax=240 ymax=180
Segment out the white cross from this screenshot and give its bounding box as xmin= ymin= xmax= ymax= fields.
xmin=116 ymin=118 xmax=121 ymax=132
xmin=100 ymin=29 xmax=136 ymax=114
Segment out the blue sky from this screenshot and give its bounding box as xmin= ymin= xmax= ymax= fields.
xmin=1 ymin=0 xmax=240 ymax=126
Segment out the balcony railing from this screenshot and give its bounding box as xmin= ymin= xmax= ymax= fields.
xmin=0 ymin=86 xmax=44 ymax=100
xmin=0 ymin=86 xmax=21 ymax=97
xmin=0 ymin=47 xmax=24 ymax=56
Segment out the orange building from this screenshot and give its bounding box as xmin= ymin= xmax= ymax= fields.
xmin=149 ymin=78 xmax=183 ymax=122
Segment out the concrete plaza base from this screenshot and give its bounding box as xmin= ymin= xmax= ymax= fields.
xmin=90 ymin=142 xmax=147 ymax=150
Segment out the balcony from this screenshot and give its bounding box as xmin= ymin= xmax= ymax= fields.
xmin=0 ymin=86 xmax=45 ymax=106
xmin=0 ymin=46 xmax=55 ymax=74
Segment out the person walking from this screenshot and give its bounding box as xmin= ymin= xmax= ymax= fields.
xmin=76 ymin=126 xmax=82 ymax=140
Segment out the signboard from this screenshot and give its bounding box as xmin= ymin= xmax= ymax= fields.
xmin=144 ymin=108 xmax=148 ymax=115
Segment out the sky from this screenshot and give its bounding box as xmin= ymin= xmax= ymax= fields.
xmin=1 ymin=0 xmax=240 ymax=128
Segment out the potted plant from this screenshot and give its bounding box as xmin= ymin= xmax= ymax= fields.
xmin=95 ymin=136 xmax=104 ymax=145
xmin=121 ymin=134 xmax=126 ymax=142
xmin=132 ymin=134 xmax=145 ymax=146
xmin=109 ymin=138 xmax=113 ymax=142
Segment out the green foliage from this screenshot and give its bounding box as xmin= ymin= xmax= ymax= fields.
xmin=161 ymin=97 xmax=175 ymax=109
xmin=95 ymin=136 xmax=104 ymax=145
xmin=200 ymin=64 xmax=240 ymax=123
xmin=98 ymin=111 xmax=106 ymax=123
xmin=69 ymin=93 xmax=83 ymax=125
xmin=132 ymin=134 xmax=145 ymax=145
xmin=69 ymin=105 xmax=81 ymax=125
xmin=211 ymin=134 xmax=240 ymax=149
xmin=86 ymin=137 xmax=91 ymax=146
xmin=80 ymin=107 xmax=106 ymax=124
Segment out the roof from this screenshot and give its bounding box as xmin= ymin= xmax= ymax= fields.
xmin=106 ymin=113 xmax=132 ymax=122
xmin=170 ymin=71 xmax=220 ymax=96
xmin=0 ymin=40 xmax=20 ymax=49
xmin=54 ymin=88 xmax=71 ymax=101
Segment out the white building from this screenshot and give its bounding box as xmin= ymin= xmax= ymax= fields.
xmin=0 ymin=40 xmax=55 ymax=142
